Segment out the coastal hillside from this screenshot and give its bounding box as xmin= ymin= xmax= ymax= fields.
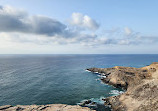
xmin=87 ymin=62 xmax=158 ymax=111
xmin=0 ymin=104 xmax=94 ymax=111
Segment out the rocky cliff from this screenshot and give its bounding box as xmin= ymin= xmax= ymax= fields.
xmin=87 ymin=62 xmax=158 ymax=111
xmin=0 ymin=104 xmax=94 ymax=111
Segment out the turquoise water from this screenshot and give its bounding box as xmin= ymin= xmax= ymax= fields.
xmin=0 ymin=54 xmax=158 ymax=110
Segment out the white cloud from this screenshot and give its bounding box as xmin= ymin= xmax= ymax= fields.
xmin=124 ymin=27 xmax=132 ymax=35
xmin=118 ymin=40 xmax=130 ymax=45
xmin=70 ymin=12 xmax=99 ymax=30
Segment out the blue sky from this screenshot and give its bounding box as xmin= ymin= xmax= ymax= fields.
xmin=0 ymin=0 xmax=158 ymax=54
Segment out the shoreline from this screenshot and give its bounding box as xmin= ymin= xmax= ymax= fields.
xmin=87 ymin=62 xmax=158 ymax=111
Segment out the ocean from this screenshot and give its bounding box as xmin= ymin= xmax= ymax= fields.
xmin=0 ymin=54 xmax=158 ymax=110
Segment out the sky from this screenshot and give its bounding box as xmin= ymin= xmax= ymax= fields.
xmin=0 ymin=0 xmax=158 ymax=54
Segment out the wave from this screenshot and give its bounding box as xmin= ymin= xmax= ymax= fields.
xmin=77 ymin=97 xmax=105 ymax=106
xmin=85 ymin=70 xmax=91 ymax=72
xmin=109 ymin=90 xmax=124 ymax=96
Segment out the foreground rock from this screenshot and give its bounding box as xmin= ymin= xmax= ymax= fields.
xmin=79 ymin=100 xmax=96 ymax=107
xmin=87 ymin=62 xmax=158 ymax=111
xmin=0 ymin=104 xmax=94 ymax=111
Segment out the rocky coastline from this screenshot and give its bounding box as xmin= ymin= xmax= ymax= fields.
xmin=0 ymin=104 xmax=94 ymax=111
xmin=1 ymin=62 xmax=158 ymax=111
xmin=87 ymin=62 xmax=158 ymax=111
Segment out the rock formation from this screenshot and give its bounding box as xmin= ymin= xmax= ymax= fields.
xmin=0 ymin=104 xmax=94 ymax=111
xmin=87 ymin=62 xmax=158 ymax=111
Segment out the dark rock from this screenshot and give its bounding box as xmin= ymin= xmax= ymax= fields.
xmin=38 ymin=105 xmax=50 ymax=110
xmin=0 ymin=105 xmax=13 ymax=110
xmin=16 ymin=107 xmax=24 ymax=111
xmin=80 ymin=99 xmax=92 ymax=106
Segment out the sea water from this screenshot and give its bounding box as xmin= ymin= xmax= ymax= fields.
xmin=0 ymin=54 xmax=158 ymax=110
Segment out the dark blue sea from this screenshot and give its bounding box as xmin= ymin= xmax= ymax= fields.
xmin=0 ymin=54 xmax=158 ymax=110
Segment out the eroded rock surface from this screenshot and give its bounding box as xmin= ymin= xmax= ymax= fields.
xmin=87 ymin=62 xmax=158 ymax=111
xmin=0 ymin=104 xmax=94 ymax=111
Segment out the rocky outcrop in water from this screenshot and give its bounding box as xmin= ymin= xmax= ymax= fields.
xmin=79 ymin=100 xmax=96 ymax=106
xmin=87 ymin=62 xmax=158 ymax=111
xmin=0 ymin=104 xmax=94 ymax=111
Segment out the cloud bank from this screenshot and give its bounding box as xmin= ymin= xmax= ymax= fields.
xmin=0 ymin=6 xmax=67 ymax=36
xmin=0 ymin=5 xmax=157 ymax=48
